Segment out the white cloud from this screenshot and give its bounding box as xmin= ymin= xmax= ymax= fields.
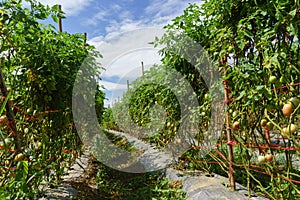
xmin=85 ymin=10 xmax=108 ymax=26
xmin=145 ymin=0 xmax=200 ymax=27
xmin=88 ymin=35 xmax=104 ymax=47
xmin=110 ymin=4 xmax=122 ymax=11
xmin=87 ymin=0 xmax=202 ymax=106
xmin=37 ymin=0 xmax=93 ymax=16
xmin=145 ymin=0 xmax=198 ymax=16
xmin=101 ymin=48 xmax=162 ymax=79
xmin=89 ymin=28 xmax=164 ymax=106
xmin=101 ymin=80 xmax=127 ymax=91
xmin=118 ymin=10 xmax=133 ymax=20
xmin=94 ymin=28 xmax=164 ymax=69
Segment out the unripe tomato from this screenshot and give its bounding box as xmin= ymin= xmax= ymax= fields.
xmin=288 ymin=97 xmax=300 ymax=108
xmin=269 ymin=76 xmax=277 ymax=83
xmin=37 ymin=142 xmax=42 ymax=149
xmin=266 ymin=122 xmax=273 ymax=130
xmin=0 ymin=115 xmax=7 ymax=124
xmin=204 ymin=93 xmax=209 ymax=99
xmin=26 ymin=108 xmax=32 ymax=114
xmin=4 ymin=160 xmax=10 ymax=166
xmin=228 ymin=45 xmax=234 ymax=53
xmin=282 ymin=103 xmax=293 ymax=116
xmin=258 ymin=155 xmax=266 ymax=164
xmin=281 ymin=128 xmax=289 ymax=139
xmin=286 ymin=124 xmax=297 ymax=134
xmin=232 ymin=111 xmax=238 ymax=118
xmin=24 ymin=128 xmax=29 ymax=134
xmin=260 ymin=119 xmax=268 ymax=127
xmin=166 ymin=122 xmax=171 ymax=127
xmin=14 ymin=153 xmax=25 ymax=162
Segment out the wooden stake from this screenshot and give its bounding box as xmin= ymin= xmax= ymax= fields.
xmin=141 ymin=61 xmax=144 ymax=76
xmin=83 ymin=32 xmax=87 ymax=48
xmin=222 ymin=57 xmax=236 ymax=191
xmin=58 ymin=5 xmax=62 ymax=32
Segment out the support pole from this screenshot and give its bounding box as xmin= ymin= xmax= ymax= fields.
xmin=58 ymin=5 xmax=62 ymax=32
xmin=141 ymin=61 xmax=144 ymax=76
xmin=222 ymin=57 xmax=236 ymax=191
xmin=83 ymin=32 xmax=87 ymax=48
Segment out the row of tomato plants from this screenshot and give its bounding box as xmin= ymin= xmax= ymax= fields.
xmin=0 ymin=1 xmax=104 ymax=198
xmin=105 ymin=1 xmax=300 ymax=199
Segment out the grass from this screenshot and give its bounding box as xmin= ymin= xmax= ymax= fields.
xmin=94 ymin=161 xmax=186 ymax=200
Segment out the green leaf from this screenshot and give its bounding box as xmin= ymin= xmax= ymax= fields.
xmin=236 ymin=91 xmax=246 ymax=101
xmin=287 ymin=23 xmax=298 ymax=36
xmin=0 ymin=90 xmax=11 ymax=115
xmin=51 ymin=4 xmax=60 ymax=12
xmin=255 ymin=85 xmax=265 ymax=91
xmin=261 ymin=10 xmax=267 ymax=16
xmin=51 ymin=15 xmax=58 ymax=23
xmin=289 ymin=9 xmax=297 ymax=18
xmin=244 ymin=30 xmax=253 ymax=38
xmin=22 ymin=161 xmax=29 ymax=181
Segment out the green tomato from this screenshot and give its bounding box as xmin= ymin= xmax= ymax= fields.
xmin=24 ymin=128 xmax=29 ymax=134
xmin=232 ymin=111 xmax=238 ymax=118
xmin=204 ymin=93 xmax=209 ymax=99
xmin=228 ymin=45 xmax=234 ymax=53
xmin=260 ymin=119 xmax=268 ymax=127
xmin=286 ymin=124 xmax=297 ymax=134
xmin=258 ymin=155 xmax=266 ymax=164
xmin=269 ymin=76 xmax=277 ymax=83
xmin=37 ymin=142 xmax=42 ymax=149
xmin=14 ymin=153 xmax=25 ymax=162
xmin=266 ymin=122 xmax=273 ymax=130
xmin=288 ymin=97 xmax=300 ymax=108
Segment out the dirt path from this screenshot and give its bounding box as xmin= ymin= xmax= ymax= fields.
xmin=38 ymin=150 xmax=99 ymax=199
xmin=37 ymin=130 xmax=269 ymax=199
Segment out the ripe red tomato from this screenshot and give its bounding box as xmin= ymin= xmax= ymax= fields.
xmin=265 ymin=154 xmax=273 ymax=162
xmin=232 ymin=121 xmax=240 ymax=131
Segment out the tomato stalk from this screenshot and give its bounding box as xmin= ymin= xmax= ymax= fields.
xmin=221 ymin=57 xmax=236 ymax=191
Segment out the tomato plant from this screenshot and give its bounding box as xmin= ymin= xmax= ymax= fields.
xmin=0 ymin=0 xmax=104 ymax=198
xmin=106 ymin=1 xmax=300 ymax=199
xmin=156 ymin=1 xmax=299 ymax=198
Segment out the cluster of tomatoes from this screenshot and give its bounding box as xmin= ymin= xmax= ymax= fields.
xmin=230 ymin=96 xmax=299 ymax=164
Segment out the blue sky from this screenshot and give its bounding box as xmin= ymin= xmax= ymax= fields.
xmin=39 ymin=0 xmax=200 ymax=37
xmin=36 ymin=0 xmax=201 ymax=107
